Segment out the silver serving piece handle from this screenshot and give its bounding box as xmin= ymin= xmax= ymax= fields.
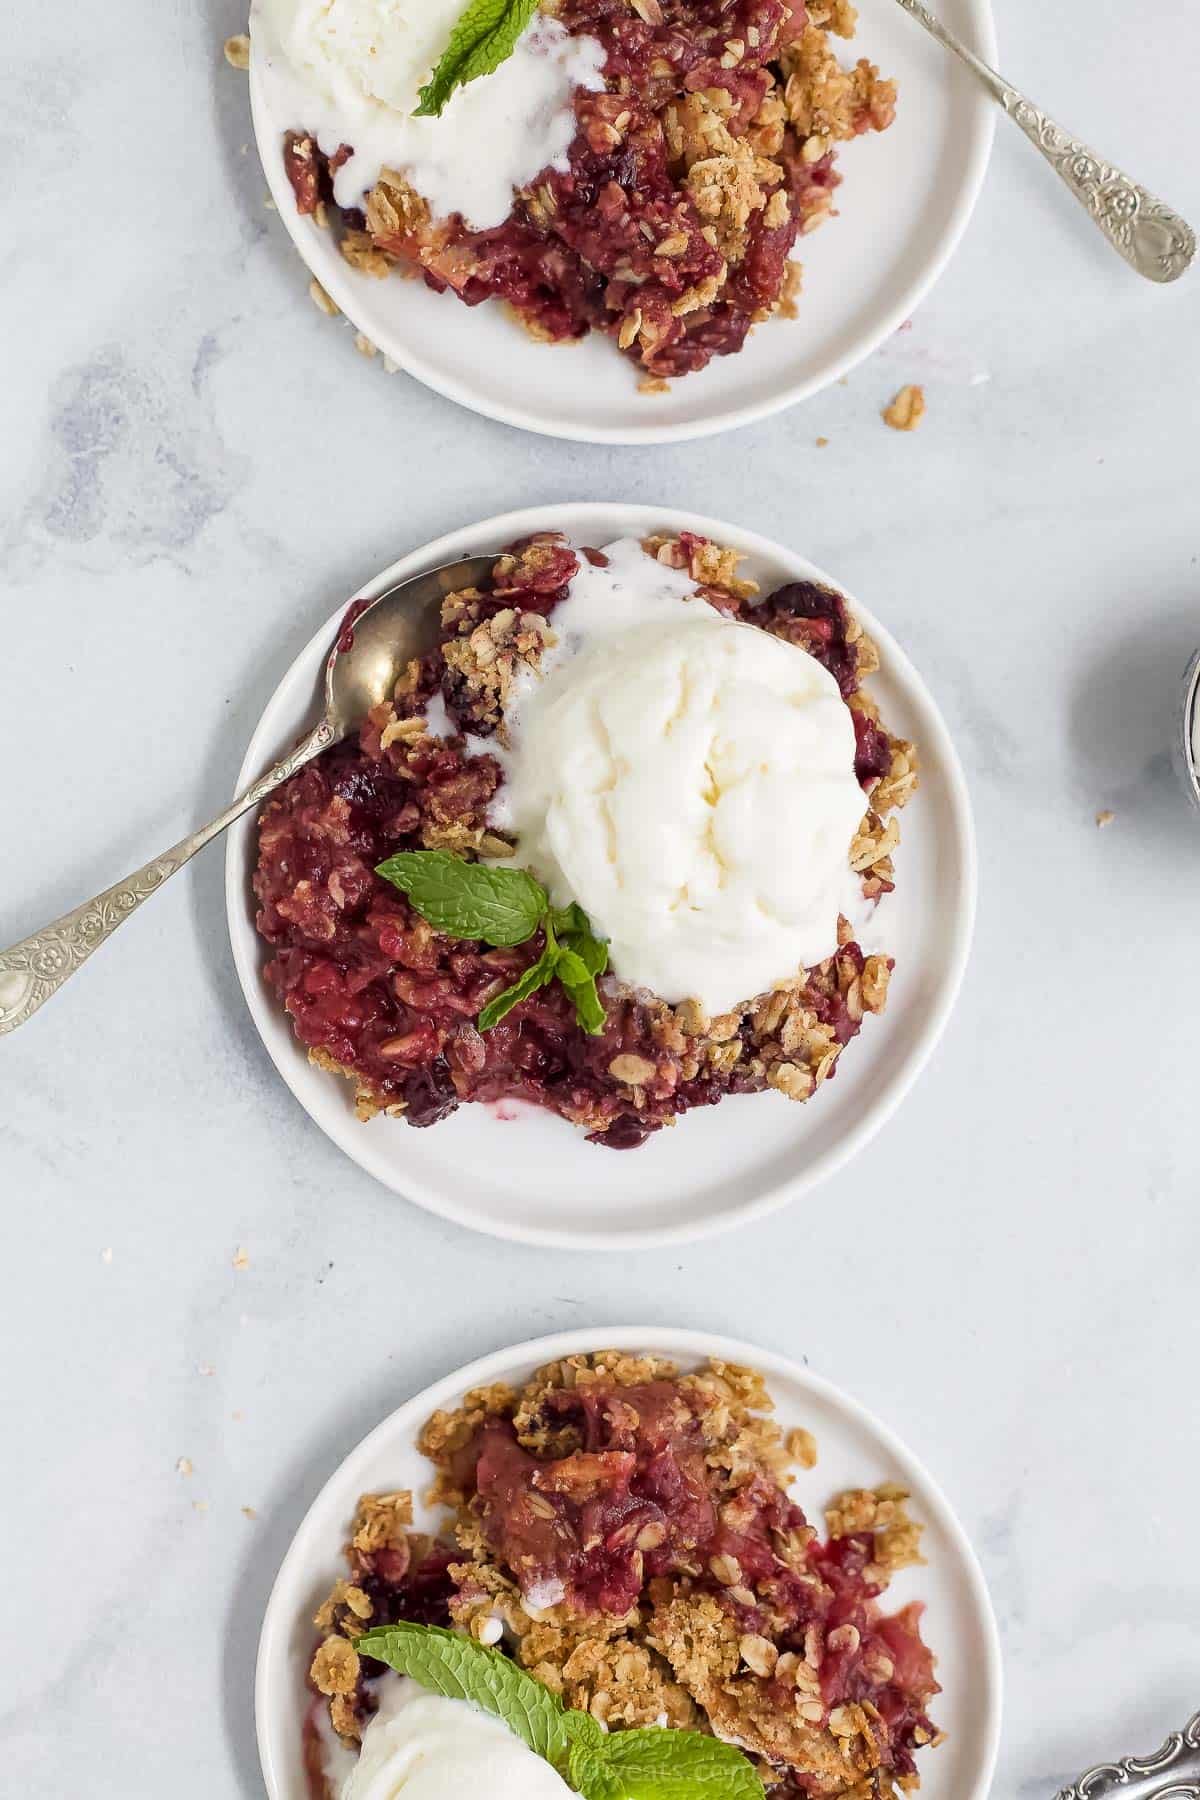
xmin=1055 ymin=1711 xmax=1200 ymax=1800
xmin=0 ymin=550 xmax=497 ymax=1039
xmin=894 ymin=0 xmax=1195 ymax=282
xmin=0 ymin=721 xmax=336 ymax=1038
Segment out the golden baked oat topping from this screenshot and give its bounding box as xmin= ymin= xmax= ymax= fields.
xmin=305 ymin=1355 xmax=941 ymax=1799
xmin=273 ymin=0 xmax=896 ymax=382
xmin=254 ymin=532 xmax=918 ymax=1150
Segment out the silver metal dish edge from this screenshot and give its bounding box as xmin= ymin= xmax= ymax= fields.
xmin=1054 ymin=1711 xmax=1200 ymax=1800
xmin=1174 ymin=651 xmax=1200 ymax=814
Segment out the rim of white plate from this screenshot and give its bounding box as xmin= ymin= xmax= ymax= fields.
xmin=246 ymin=3 xmax=997 ymax=444
xmin=224 ymin=502 xmax=977 ymax=1250
xmin=254 ymin=1326 xmax=1004 ymax=1800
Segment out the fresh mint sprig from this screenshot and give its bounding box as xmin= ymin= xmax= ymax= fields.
xmin=476 ymin=923 xmax=562 ymax=1030
xmin=353 ymin=1621 xmax=765 ymax=1800
xmin=551 ymin=903 xmax=609 ymax=1035
xmin=374 ymin=850 xmax=545 ymax=946
xmin=414 ymin=0 xmax=540 ymax=118
xmin=354 ymin=1623 xmax=568 ymax=1764
xmin=374 ymin=852 xmax=608 ymax=1036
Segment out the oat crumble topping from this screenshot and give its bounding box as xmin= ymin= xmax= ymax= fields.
xmin=305 ymin=1356 xmax=941 ymax=1799
xmin=272 ymin=0 xmax=898 ymax=382
xmin=254 ymin=532 xmax=917 ymax=1148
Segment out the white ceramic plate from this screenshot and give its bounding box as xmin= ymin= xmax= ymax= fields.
xmin=255 ymin=1327 xmax=1003 ymax=1800
xmin=249 ymin=1 xmax=996 ymax=444
xmin=225 ymin=502 xmax=975 ymax=1249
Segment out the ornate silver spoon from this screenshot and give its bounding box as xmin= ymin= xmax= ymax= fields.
xmin=894 ymin=0 xmax=1195 ymax=282
xmin=0 ymin=552 xmax=499 ymax=1038
xmin=1054 ymin=1709 xmax=1200 ymax=1800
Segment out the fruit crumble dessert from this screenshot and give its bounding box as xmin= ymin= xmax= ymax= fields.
xmin=251 ymin=0 xmax=897 ymax=382
xmin=304 ymin=1352 xmax=942 ymax=1799
xmin=252 ymin=531 xmax=916 ymax=1149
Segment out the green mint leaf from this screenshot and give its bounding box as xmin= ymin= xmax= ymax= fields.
xmin=550 ymin=902 xmax=590 ymax=937
xmin=414 ymin=0 xmax=539 ymax=118
xmin=555 ymin=947 xmax=592 ymax=987
xmin=477 ymin=935 xmax=559 ymax=1031
xmin=353 ymin=1623 xmax=569 ymax=1767
xmin=551 ymin=904 xmax=609 ymax=1034
xmin=564 ymin=1711 xmax=605 ymax=1750
xmin=552 ymin=905 xmax=609 ymax=979
xmin=570 ymin=1740 xmax=626 ymax=1800
xmin=601 ymin=1727 xmax=766 ymax=1799
xmin=563 ymin=935 xmax=609 ymax=979
xmin=561 ymin=969 xmax=606 ymax=1036
xmin=374 ymin=852 xmax=547 ymax=946
xmin=557 ymin=936 xmax=611 ymax=1036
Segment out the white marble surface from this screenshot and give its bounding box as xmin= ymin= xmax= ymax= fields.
xmin=2 ymin=0 xmax=1199 ymax=1794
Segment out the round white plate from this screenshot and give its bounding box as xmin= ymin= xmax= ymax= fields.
xmin=225 ymin=502 xmax=976 ymax=1249
xmin=255 ymin=1326 xmax=1002 ymax=1800
xmin=249 ymin=1 xmax=996 ymax=444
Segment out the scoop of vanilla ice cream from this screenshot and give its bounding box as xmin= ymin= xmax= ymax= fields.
xmin=258 ymin=0 xmax=462 ymax=116
xmin=342 ymin=1678 xmax=575 ymax=1800
xmin=501 ymin=543 xmax=869 ymax=1016
xmin=251 ymin=0 xmax=605 ymax=226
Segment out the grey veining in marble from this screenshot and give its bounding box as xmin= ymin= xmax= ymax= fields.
xmin=2 ymin=0 xmax=1199 ymax=1795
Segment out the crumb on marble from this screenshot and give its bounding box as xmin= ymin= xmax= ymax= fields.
xmin=223 ymin=34 xmax=251 ymax=70
xmin=816 ymin=436 xmax=829 ymax=447
xmin=1096 ymin=809 xmax=1115 ymax=827
xmin=309 ymin=278 xmax=340 ymax=318
xmin=232 ymin=1246 xmax=250 ymax=1270
xmin=243 ymin=1506 xmax=259 ymax=1520
xmin=883 ymin=384 xmax=925 ymax=431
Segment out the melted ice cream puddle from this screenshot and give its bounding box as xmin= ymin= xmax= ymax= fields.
xmin=251 ymin=0 xmax=606 ymax=228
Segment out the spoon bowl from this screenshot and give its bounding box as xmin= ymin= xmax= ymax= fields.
xmin=324 ymin=553 xmax=500 ymax=739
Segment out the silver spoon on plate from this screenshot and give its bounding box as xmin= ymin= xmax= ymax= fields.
xmin=0 ymin=552 xmax=501 ymax=1038
xmin=895 ymin=0 xmax=1195 ymax=281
